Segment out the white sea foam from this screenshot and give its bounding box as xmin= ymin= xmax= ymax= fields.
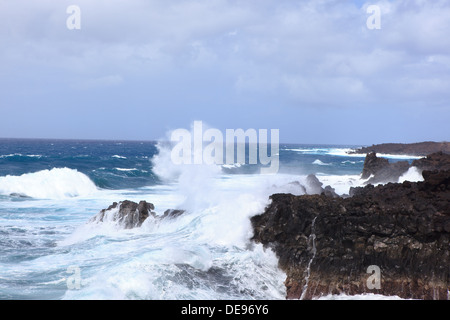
xmin=398 ymin=166 xmax=424 ymax=183
xmin=59 ymin=168 xmax=288 ymax=299
xmin=317 ymin=293 xmax=406 ymax=300
xmin=341 ymin=160 xmax=364 ymax=164
xmin=316 ymin=174 xmax=368 ymax=195
xmin=222 ymin=163 xmax=242 ymax=169
xmin=0 ymin=168 xmax=98 ymax=199
xmin=112 ymin=155 xmax=127 ymax=159
xmin=2 ymin=141 xmax=414 ymax=301
xmin=114 ymin=168 xmax=139 ymax=172
xmin=312 ymin=159 xmax=331 ymax=166
xmin=285 ymin=147 xmax=424 ymax=160
xmin=0 ymin=153 xmax=42 ymax=159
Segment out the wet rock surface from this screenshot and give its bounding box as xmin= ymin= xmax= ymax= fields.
xmin=92 ymin=200 xmax=185 ymax=228
xmin=361 ymin=152 xmax=450 ymax=185
xmin=251 ymin=170 xmax=450 ymax=300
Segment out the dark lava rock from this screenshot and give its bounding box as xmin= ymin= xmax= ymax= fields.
xmin=361 ymin=152 xmax=410 ymax=184
xmin=351 ymin=142 xmax=450 ymax=157
xmin=251 ymin=170 xmax=450 ymax=300
xmin=91 ymin=200 xmax=187 ymax=228
xmin=162 ymin=209 xmax=186 ymax=219
xmin=412 ymin=152 xmax=450 ymax=172
xmin=92 ymin=200 xmax=155 ymax=229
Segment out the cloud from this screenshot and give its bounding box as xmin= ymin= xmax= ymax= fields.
xmin=0 ymin=0 xmax=449 ymax=141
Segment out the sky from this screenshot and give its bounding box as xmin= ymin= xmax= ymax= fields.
xmin=0 ymin=0 xmax=449 ymax=145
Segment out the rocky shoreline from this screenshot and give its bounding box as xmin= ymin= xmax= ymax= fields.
xmin=362 ymin=151 xmax=450 ymax=185
xmin=250 ymin=153 xmax=450 ymax=300
xmin=350 ymin=141 xmax=450 ymax=156
xmin=89 ymin=147 xmax=450 ymax=300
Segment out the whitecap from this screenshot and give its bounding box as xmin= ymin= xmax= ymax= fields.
xmin=0 ymin=168 xmax=98 ymax=199
xmin=312 ymin=159 xmax=331 ymax=166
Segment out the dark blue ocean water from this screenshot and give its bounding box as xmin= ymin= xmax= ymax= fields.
xmin=0 ymin=139 xmax=421 ymax=300
xmin=0 ymin=139 xmax=367 ymax=191
xmin=0 ymin=139 xmax=160 ymax=190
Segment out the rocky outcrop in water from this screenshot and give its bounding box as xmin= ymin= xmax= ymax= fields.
xmin=361 ymin=152 xmax=410 ymax=184
xmin=251 ymin=170 xmax=450 ymax=300
xmin=91 ymin=200 xmax=155 ymax=229
xmin=350 ymin=142 xmax=450 ymax=156
xmin=162 ymin=209 xmax=186 ymax=219
xmin=360 ymin=151 xmax=450 ymax=185
xmin=412 ymin=152 xmax=450 ymax=172
xmin=91 ymin=200 xmax=186 ymax=229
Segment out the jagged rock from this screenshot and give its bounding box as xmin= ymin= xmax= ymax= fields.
xmin=412 ymin=152 xmax=450 ymax=172
xmin=361 ymin=152 xmax=389 ymax=179
xmin=162 ymin=209 xmax=186 ymax=219
xmin=92 ymin=200 xmax=155 ymax=229
xmin=323 ymin=185 xmax=338 ymax=198
xmin=91 ymin=200 xmax=187 ymax=228
xmin=361 ymin=152 xmax=450 ymax=185
xmin=361 ymin=152 xmax=410 ymax=184
xmin=350 ymin=142 xmax=450 ymax=157
xmin=251 ymin=170 xmax=450 ymax=300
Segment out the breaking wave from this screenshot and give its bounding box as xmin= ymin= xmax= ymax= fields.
xmin=0 ymin=168 xmax=98 ymax=199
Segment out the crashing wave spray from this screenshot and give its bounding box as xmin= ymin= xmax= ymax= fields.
xmin=169 ymin=121 xmax=280 ymax=174
xmin=300 ymin=216 xmax=317 ymax=300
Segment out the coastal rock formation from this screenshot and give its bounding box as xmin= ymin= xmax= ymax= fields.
xmin=350 ymin=141 xmax=450 ymax=156
xmin=91 ymin=200 xmax=155 ymax=229
xmin=274 ymin=174 xmax=338 ymax=198
xmin=361 ymin=152 xmax=450 ymax=185
xmin=162 ymin=209 xmax=186 ymax=219
xmin=91 ymin=200 xmax=187 ymax=229
xmin=251 ymin=170 xmax=450 ymax=300
xmin=361 ymin=152 xmax=410 ymax=184
xmin=411 ymin=152 xmax=450 ymax=172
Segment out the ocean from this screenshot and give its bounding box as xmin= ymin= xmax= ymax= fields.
xmin=0 ymin=138 xmax=422 ymax=300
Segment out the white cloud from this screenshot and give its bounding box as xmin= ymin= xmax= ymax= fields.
xmin=1 ymin=0 xmax=449 ymax=110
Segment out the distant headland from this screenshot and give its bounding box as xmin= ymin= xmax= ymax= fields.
xmin=349 ymin=141 xmax=450 ymax=156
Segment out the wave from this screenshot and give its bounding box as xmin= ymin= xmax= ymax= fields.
xmin=285 ymin=147 xmax=424 ymax=160
xmin=0 ymin=168 xmax=98 ymax=199
xmin=112 ymin=155 xmax=127 ymax=159
xmin=317 ymin=293 xmax=405 ymax=300
xmin=0 ymin=153 xmax=43 ymax=159
xmin=221 ymin=163 xmax=242 ymax=169
xmin=398 ymin=166 xmax=424 ymax=183
xmin=330 ymin=149 xmax=423 ymax=160
xmin=285 ymin=148 xmax=330 ymax=154
xmin=312 ymin=159 xmax=331 ymax=166
xmin=341 ymin=160 xmax=364 ymax=164
xmin=114 ymin=168 xmax=138 ymax=172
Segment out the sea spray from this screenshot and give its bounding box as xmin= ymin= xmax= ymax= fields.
xmin=1 ymin=138 xmax=422 ymax=300
xmin=0 ymin=168 xmax=98 ymax=199
xmin=300 ymin=216 xmax=317 ymax=300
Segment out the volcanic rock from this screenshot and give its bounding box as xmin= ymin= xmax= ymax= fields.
xmin=92 ymin=200 xmax=155 ymax=229
xmin=162 ymin=209 xmax=186 ymax=219
xmin=411 ymin=152 xmax=450 ymax=172
xmin=251 ymin=170 xmax=450 ymax=300
xmin=361 ymin=152 xmax=410 ymax=184
xmin=350 ymin=141 xmax=450 ymax=157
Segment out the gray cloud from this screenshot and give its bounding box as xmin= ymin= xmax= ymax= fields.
xmin=0 ymin=0 xmax=449 ymax=142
